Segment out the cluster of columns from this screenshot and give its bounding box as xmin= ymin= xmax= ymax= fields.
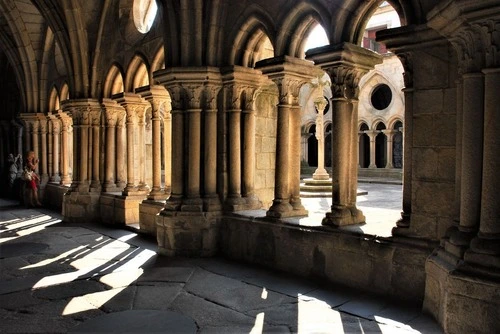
xmin=307 ymin=43 xmax=382 ymax=226
xmin=58 ymin=87 xmax=172 ymax=202
xmin=19 ymin=112 xmax=73 ymax=187
xmin=359 ymin=128 xmax=400 ymax=169
xmin=444 ymin=26 xmax=500 ymax=270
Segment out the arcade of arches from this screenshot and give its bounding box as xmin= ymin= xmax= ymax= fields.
xmin=0 ymin=1 xmax=499 ymax=333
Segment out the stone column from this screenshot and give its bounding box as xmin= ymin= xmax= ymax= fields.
xmin=38 ymin=118 xmax=48 ymax=183
xmin=312 ymin=97 xmax=329 ymax=180
xmin=51 ymin=118 xmax=61 ymax=183
xmin=32 ymin=120 xmax=40 ymax=173
xmin=124 ymin=111 xmax=136 ymax=194
xmin=204 ymin=85 xmax=222 ymax=210
xmin=186 ymin=107 xmax=202 ymax=206
xmin=59 ymin=114 xmax=72 ymax=185
xmin=77 ymin=111 xmax=90 ymax=191
xmin=102 ymin=99 xmax=118 ymax=192
xmin=136 ymin=106 xmax=149 ymax=192
xmin=449 ymin=73 xmax=484 ymax=248
xmin=289 ymin=104 xmax=307 ymax=214
xmin=307 ymin=43 xmax=382 ymax=226
xmin=115 ymin=111 xmax=126 ymax=190
xmin=163 ymin=107 xmax=172 ymax=195
xmin=465 ymin=68 xmax=500 ymax=266
xmin=225 ymin=88 xmax=245 ymax=208
xmin=383 ymin=129 xmax=396 ymax=168
xmin=222 ymin=67 xmax=264 ymax=211
xmin=47 ymin=117 xmax=53 ymax=181
xmin=256 ymin=56 xmax=318 ymax=218
xmin=365 ymin=130 xmax=378 ymax=169
xmin=90 ymin=110 xmax=101 ymax=191
xmin=114 ymin=93 xmax=150 ymax=195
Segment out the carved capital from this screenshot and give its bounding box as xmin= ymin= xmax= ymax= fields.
xmin=90 ymin=110 xmax=101 ymax=126
xmin=273 ymin=77 xmax=302 ymax=105
xmin=104 ymin=109 xmax=118 ymax=127
xmin=39 ymin=120 xmax=48 ymax=133
xmin=224 ymin=84 xmax=242 ymax=110
xmin=205 ymin=84 xmax=222 ymax=110
xmin=165 ymin=85 xmax=183 ymax=110
xmin=396 ymin=52 xmax=413 ymax=88
xmin=325 ymin=65 xmax=367 ymax=100
xmin=184 ymin=84 xmax=204 ymax=109
xmin=51 ymin=118 xmax=61 ymax=134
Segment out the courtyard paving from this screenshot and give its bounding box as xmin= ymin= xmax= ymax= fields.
xmin=0 ymin=186 xmax=442 ymax=333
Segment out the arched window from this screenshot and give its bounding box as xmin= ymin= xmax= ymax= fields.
xmin=133 ymin=0 xmax=158 ymax=34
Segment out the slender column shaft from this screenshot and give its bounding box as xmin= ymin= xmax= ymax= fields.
xmin=105 ymin=125 xmax=116 ymax=188
xmin=454 ymin=79 xmax=463 ymax=222
xmin=125 ymin=114 xmax=136 ymax=192
xmin=60 ymin=121 xmax=70 ymax=185
xmin=205 ymin=110 xmax=217 ymax=196
xmin=228 ymin=110 xmax=242 ymax=199
xmin=368 ymin=131 xmax=377 ymax=169
xmin=163 ymin=113 xmax=172 ymax=194
xmin=52 ymin=124 xmax=60 ymax=181
xmin=290 ymin=105 xmax=305 ymax=211
xmin=80 ymin=125 xmax=89 ymax=186
xmin=32 ymin=122 xmax=39 ymax=173
xmin=150 ymin=113 xmax=162 ymax=195
xmin=137 ymin=112 xmax=147 ymax=190
xmin=242 ymin=110 xmax=255 ymax=197
xmin=383 ymin=130 xmax=395 ymax=168
xmin=48 ymin=122 xmax=53 ymax=180
xmin=116 ymin=117 xmax=126 ymax=189
xmin=91 ymin=122 xmax=100 ymax=188
xmin=267 ymin=104 xmax=292 ymax=216
xmin=398 ymin=88 xmax=414 ymax=227
xmin=187 ymin=110 xmax=201 ymax=199
xmin=170 ymin=110 xmax=184 ymax=200
xmin=478 ymin=68 xmax=500 ymax=236
xmin=459 ymin=73 xmax=484 ymax=232
xmin=40 ymin=123 xmax=48 ymax=178
xmin=331 ymin=99 xmax=350 ymax=205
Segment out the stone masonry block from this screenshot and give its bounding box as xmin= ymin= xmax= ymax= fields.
xmin=414 ymin=89 xmax=443 ymax=115
xmin=412 ymin=115 xmax=434 ymax=147
xmin=437 ymin=148 xmax=456 ymax=181
xmin=413 ymin=148 xmax=438 ymax=179
xmin=413 ymin=181 xmax=454 ymax=216
xmin=261 ymin=137 xmax=276 ymax=153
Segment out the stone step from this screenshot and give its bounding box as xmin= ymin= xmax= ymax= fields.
xmin=299 ymin=189 xmax=368 ymax=198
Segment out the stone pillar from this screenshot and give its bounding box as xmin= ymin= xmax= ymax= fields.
xmin=222 ymin=66 xmax=263 ymax=211
xmin=449 ymin=73 xmax=484 ymax=249
xmin=307 ymin=43 xmax=382 ymax=226
xmin=90 ymin=110 xmax=101 ymax=191
xmin=203 ymin=85 xmax=222 ymax=210
xmin=256 ymin=56 xmax=318 ymax=218
xmin=136 ymin=106 xmax=149 ymax=192
xmin=136 ymin=86 xmax=171 ymax=200
xmin=383 ymin=129 xmax=396 ymax=168
xmin=163 ymin=105 xmax=172 ymax=196
xmin=38 ymin=118 xmax=48 ymax=184
xmin=465 ymin=67 xmax=500 ymax=267
xmin=102 ymin=99 xmax=119 ymax=192
xmin=47 ymin=117 xmax=53 ymax=181
xmin=312 ymin=97 xmax=329 ymax=180
xmin=115 ymin=111 xmax=126 ymax=190
xmin=61 ymin=99 xmax=102 ymax=223
xmin=59 ymin=114 xmax=72 ymax=185
xmin=32 ymin=120 xmax=40 ymax=173
xmin=153 ymin=67 xmax=223 ymax=256
xmin=51 ymin=117 xmax=61 ymax=183
xmin=365 ymin=130 xmax=378 ymax=169
xmin=114 ymin=93 xmax=150 ymax=196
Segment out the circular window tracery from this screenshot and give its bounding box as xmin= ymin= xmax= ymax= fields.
xmin=371 ymin=84 xmax=392 ymax=110
xmin=133 ymin=0 xmax=158 ymax=34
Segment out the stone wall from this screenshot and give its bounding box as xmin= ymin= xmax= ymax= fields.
xmin=221 ymin=216 xmax=434 ymax=303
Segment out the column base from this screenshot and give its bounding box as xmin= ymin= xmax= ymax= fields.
xmin=63 ymin=190 xmax=100 ymax=224
xmin=147 ymin=188 xmax=168 ymax=201
xmin=60 ymin=176 xmax=72 ymax=186
xmin=181 ymin=197 xmax=203 ymax=212
xmin=312 ymin=169 xmax=330 ymax=180
xmin=103 ymin=182 xmax=121 ymax=193
xmin=290 ymin=197 xmax=308 ymax=216
xmin=243 ymin=195 xmax=262 ymax=210
xmin=224 ymin=195 xmax=247 ymax=211
xmin=322 ymin=205 xmax=365 ymax=226
xmin=99 ymin=193 xmax=148 ymax=226
xmin=266 ymin=199 xmax=307 ymax=218
xmin=203 ymin=196 xmax=222 ymax=212
xmin=156 ymin=211 xmax=221 ymax=257
xmin=139 ymin=199 xmax=166 ymax=236
xmin=463 ymin=234 xmax=500 ymax=271
xmin=424 ymin=251 xmax=500 ymax=333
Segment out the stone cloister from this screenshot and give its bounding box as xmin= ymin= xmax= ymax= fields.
xmin=0 ymin=0 xmax=499 ymax=333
